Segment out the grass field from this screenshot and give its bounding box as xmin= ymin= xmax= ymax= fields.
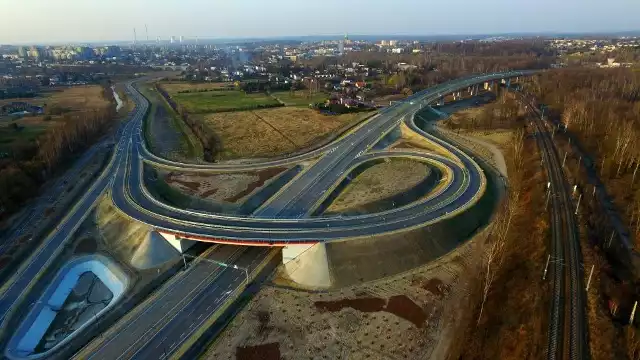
xmin=0 ymin=86 xmax=111 ymax=152
xmin=159 ymin=82 xmax=233 ymax=94
xmin=201 ymin=107 xmax=363 ymax=159
xmin=270 ymin=90 xmax=328 ymax=106
xmin=172 ymin=90 xmax=280 ymax=113
xmin=0 ymin=122 xmax=50 ymax=151
xmin=326 ymin=159 xmax=430 ymax=213
xmin=0 ymin=86 xmax=109 ymax=109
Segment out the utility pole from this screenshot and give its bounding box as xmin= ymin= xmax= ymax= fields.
xmin=586 ymin=264 xmax=595 ymax=291
xmin=545 ymin=190 xmax=551 ymax=208
xmin=542 ymin=254 xmax=551 ymax=280
xmin=607 ymin=231 xmax=615 ymax=248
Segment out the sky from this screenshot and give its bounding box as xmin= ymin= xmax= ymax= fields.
xmin=1 ymin=0 xmax=639 ymax=44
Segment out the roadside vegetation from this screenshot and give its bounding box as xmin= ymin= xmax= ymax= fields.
xmin=444 ymin=91 xmax=551 ymax=359
xmin=137 ymin=84 xmax=202 ymax=161
xmin=524 ymin=68 xmax=640 ymax=359
xmin=0 ymin=85 xmax=116 ymax=219
xmin=155 ymin=82 xmax=368 ymax=161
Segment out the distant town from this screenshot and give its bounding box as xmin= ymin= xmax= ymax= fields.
xmin=2 ymin=19 xmax=640 ymax=360
xmin=1 ymin=34 xmax=638 ymax=105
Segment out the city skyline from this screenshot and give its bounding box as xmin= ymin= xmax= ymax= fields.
xmin=1 ymin=0 xmax=639 ymax=44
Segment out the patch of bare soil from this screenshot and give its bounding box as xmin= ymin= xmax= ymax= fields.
xmin=315 ymin=297 xmax=386 ymax=313
xmin=225 ymin=167 xmax=286 ymax=203
xmin=315 ymin=295 xmax=427 ymax=328
xmin=202 ymin=233 xmax=487 ymax=360
xmin=164 ymin=167 xmax=286 ymax=204
xmin=420 ymin=278 xmax=451 ymax=299
xmin=236 ymin=343 xmax=281 ymax=360
xmin=386 ymin=295 xmax=429 ymax=328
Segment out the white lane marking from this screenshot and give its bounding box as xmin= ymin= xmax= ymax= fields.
xmin=106 ymin=248 xmax=244 ymax=360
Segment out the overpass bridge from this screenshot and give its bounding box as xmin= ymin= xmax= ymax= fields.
xmin=113 ymin=70 xmax=536 ymax=284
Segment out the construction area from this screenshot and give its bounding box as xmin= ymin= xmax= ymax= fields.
xmin=203 ymin=236 xmax=480 ymax=360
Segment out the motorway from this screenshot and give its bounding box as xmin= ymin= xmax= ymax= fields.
xmin=0 ymin=70 xmax=535 ymax=359
xmin=73 ymin=245 xmax=275 ymax=360
xmin=110 ymin=71 xmax=536 ymax=245
xmin=0 ymin=118 xmax=135 ymax=324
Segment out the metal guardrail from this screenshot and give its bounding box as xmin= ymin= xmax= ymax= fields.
xmin=110 ymin=71 xmax=532 ymax=244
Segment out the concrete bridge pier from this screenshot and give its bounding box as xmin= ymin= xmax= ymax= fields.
xmin=282 ymin=243 xmax=331 ymax=288
xmin=158 ymin=232 xmax=197 ymax=253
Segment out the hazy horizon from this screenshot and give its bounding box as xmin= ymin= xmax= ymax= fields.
xmin=1 ymin=0 xmax=639 ymax=45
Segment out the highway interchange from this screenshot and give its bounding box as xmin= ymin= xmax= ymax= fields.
xmin=113 ymin=71 xmax=536 ymax=244
xmin=0 ymin=70 xmax=534 ymax=359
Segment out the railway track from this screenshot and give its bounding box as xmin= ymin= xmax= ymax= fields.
xmin=529 ymin=100 xmax=589 ymax=360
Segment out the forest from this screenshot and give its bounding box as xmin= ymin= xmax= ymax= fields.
xmin=0 ymin=86 xmax=117 ymax=218
xmin=527 ymin=69 xmax=640 ymax=248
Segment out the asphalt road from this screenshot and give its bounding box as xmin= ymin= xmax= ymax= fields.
xmin=110 ymin=72 xmax=536 ymax=243
xmin=0 ymin=139 xmax=109 ymax=257
xmin=73 ymin=245 xmax=273 ymax=360
xmin=0 ymin=119 xmax=135 ymax=325
xmin=0 ymin=70 xmax=535 ymax=359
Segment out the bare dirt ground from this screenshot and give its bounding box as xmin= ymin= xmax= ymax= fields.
xmin=201 ymin=108 xmax=361 ymax=160
xmin=164 ymin=167 xmax=287 ymax=204
xmin=203 ymin=233 xmax=486 ymax=360
xmin=326 ymin=159 xmax=430 ymax=213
